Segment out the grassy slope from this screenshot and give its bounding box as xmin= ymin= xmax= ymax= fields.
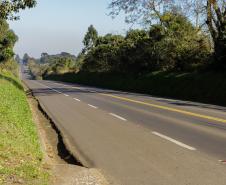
xmin=0 ymin=71 xmax=49 ymax=185
xmin=46 ymin=71 xmax=226 ymax=106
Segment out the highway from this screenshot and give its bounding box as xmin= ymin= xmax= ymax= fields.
xmin=22 ymin=66 xmax=226 ymax=184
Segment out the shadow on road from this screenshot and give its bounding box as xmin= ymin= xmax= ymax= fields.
xmin=31 ymin=80 xmax=226 ymax=113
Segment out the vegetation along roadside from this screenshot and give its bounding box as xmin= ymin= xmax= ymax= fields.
xmin=27 ymin=0 xmax=226 ymax=107
xmin=0 ymin=3 xmax=49 ymax=183
xmin=0 ymin=70 xmax=49 ymax=185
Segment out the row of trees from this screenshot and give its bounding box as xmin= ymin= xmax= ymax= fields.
xmin=73 ymin=0 xmax=225 ymax=75
xmin=28 ymin=0 xmax=225 ymax=79
xmin=109 ymin=0 xmax=226 ymax=67
xmin=0 ymin=0 xmax=36 ymax=72
xmin=25 ymin=52 xmax=77 ymax=79
xmin=77 ymin=13 xmax=210 ymax=75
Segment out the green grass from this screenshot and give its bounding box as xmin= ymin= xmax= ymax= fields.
xmin=46 ymin=71 xmax=226 ymax=106
xmin=0 ymin=70 xmax=49 ymax=185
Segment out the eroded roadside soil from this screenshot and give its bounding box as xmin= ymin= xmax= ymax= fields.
xmin=25 ymin=86 xmax=109 ymax=185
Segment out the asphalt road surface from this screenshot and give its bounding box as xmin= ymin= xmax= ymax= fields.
xmin=22 ymin=65 xmax=226 ymax=185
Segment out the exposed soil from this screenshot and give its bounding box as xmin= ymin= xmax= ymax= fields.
xmin=24 ymin=86 xmax=109 ymax=185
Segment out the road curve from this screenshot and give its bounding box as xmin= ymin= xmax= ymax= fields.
xmin=22 ymin=66 xmax=226 ymax=185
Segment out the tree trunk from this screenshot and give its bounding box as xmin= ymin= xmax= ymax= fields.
xmin=206 ymin=0 xmax=226 ymax=67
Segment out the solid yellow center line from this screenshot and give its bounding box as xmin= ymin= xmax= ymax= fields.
xmin=100 ymin=93 xmax=226 ymax=124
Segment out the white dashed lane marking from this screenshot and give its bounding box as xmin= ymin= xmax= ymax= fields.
xmin=88 ymin=104 xmax=98 ymax=109
xmin=73 ymin=98 xmax=81 ymax=102
xmin=152 ymin=131 xmax=196 ymax=151
xmin=109 ymin=113 xmax=127 ymax=121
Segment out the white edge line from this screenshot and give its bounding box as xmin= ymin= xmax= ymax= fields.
xmin=88 ymin=104 xmax=98 ymax=109
xmin=64 ymin=94 xmax=69 ymax=97
xmin=73 ymin=98 xmax=81 ymax=102
xmin=152 ymin=131 xmax=196 ymax=151
xmin=109 ymin=113 xmax=127 ymax=121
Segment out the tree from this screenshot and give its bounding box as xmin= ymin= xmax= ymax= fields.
xmin=40 ymin=52 xmax=49 ymax=63
xmin=96 ymin=34 xmax=124 ymax=46
xmin=41 ymin=52 xmax=48 ymax=58
xmin=15 ymin=54 xmax=20 ymax=63
xmin=52 ymin=57 xmax=75 ymax=74
xmin=0 ymin=19 xmax=18 ymax=63
xmin=0 ymin=0 xmax=36 ymax=20
xmin=109 ymin=0 xmax=177 ymax=25
xmin=206 ymin=0 xmax=226 ymax=65
xmin=83 ymin=25 xmax=98 ymax=53
xmin=23 ymin=53 xmax=30 ymax=65
xmin=125 ymin=29 xmax=148 ymax=42
xmin=109 ymin=0 xmax=226 ymax=66
xmin=119 ymin=30 xmax=153 ymax=74
xmin=156 ymin=12 xmax=210 ymax=71
xmin=81 ymin=33 xmax=126 ymax=73
xmin=80 ymin=12 xmax=211 ymax=74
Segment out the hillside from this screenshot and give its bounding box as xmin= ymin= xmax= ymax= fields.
xmin=0 ymin=70 xmax=49 ymax=185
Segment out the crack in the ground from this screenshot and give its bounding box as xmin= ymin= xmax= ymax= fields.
xmin=27 ymin=89 xmax=84 ymax=167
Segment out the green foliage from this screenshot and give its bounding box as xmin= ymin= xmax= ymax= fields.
xmin=27 ymin=59 xmax=43 ymax=80
xmin=96 ymin=34 xmax=124 ymax=46
xmin=15 ymin=54 xmax=20 ymax=63
xmin=0 ymin=71 xmax=49 ymax=184
xmin=118 ymin=30 xmax=153 ymax=74
xmin=46 ymin=71 xmax=226 ymax=107
xmin=28 ymin=52 xmax=77 ymax=79
xmin=0 ymin=19 xmax=18 ymax=64
xmin=125 ymin=29 xmax=148 ymax=41
xmin=0 ymin=60 xmax=19 ymax=77
xmin=23 ymin=53 xmax=30 ymax=65
xmin=50 ymin=57 xmax=75 ymax=74
xmin=109 ymin=0 xmax=226 ymax=68
xmin=0 ymin=0 xmax=36 ymax=20
xmin=74 ymin=52 xmax=85 ymax=71
xmin=40 ymin=53 xmax=49 ymax=63
xmin=82 ymin=34 xmax=124 ymax=72
xmin=148 ymin=12 xmax=211 ymax=71
xmin=83 ymin=25 xmax=98 ymax=53
xmin=79 ymin=13 xmax=210 ymax=74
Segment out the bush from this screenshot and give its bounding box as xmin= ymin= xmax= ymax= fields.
xmin=45 ymin=71 xmax=226 ymax=107
xmin=79 ymin=13 xmax=211 ymax=75
xmin=0 ymin=19 xmax=18 ymax=64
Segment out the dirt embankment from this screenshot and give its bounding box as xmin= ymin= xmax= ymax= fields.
xmin=25 ymin=85 xmax=109 ymax=185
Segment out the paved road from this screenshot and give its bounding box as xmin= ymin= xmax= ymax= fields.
xmin=22 ymin=66 xmax=226 ymax=184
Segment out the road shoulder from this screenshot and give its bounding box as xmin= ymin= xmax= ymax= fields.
xmin=25 ymin=82 xmax=109 ymax=185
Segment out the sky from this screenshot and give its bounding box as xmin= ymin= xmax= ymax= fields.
xmin=9 ymin=0 xmax=131 ymax=58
